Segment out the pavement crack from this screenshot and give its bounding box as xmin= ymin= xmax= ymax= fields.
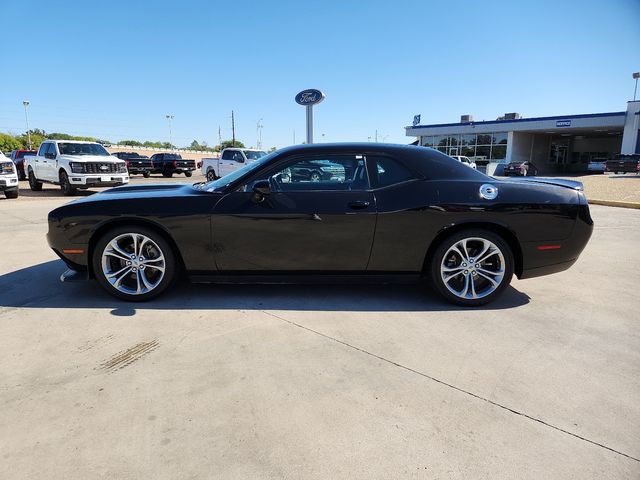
xmin=262 ymin=310 xmax=640 ymax=464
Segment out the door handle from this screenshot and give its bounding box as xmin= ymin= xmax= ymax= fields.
xmin=348 ymin=200 xmax=370 ymax=210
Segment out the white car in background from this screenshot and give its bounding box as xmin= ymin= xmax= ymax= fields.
xmin=450 ymin=155 xmax=477 ymax=169
xmin=24 ymin=140 xmax=128 ymax=196
xmin=201 ymin=148 xmax=268 ymax=181
xmin=0 ymin=150 xmax=20 ymax=199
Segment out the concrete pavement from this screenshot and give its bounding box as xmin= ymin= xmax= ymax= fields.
xmin=0 ymin=192 xmax=639 ymax=479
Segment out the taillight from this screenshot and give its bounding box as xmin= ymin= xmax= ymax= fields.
xmin=172 ymin=160 xmax=177 ymax=168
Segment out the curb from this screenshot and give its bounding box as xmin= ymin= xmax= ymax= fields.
xmin=588 ymin=199 xmax=640 ymax=209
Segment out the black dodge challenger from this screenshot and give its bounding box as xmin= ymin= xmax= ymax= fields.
xmin=47 ymin=143 xmax=593 ymax=306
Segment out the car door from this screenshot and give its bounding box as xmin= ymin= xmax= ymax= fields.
xmin=44 ymin=142 xmax=59 ymax=181
xmin=219 ymin=150 xmax=244 ymax=177
xmin=211 ymin=153 xmax=376 ymax=271
xmin=33 ymin=142 xmax=49 ymax=179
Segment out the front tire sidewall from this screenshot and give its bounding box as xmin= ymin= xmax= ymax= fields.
xmin=59 ymin=171 xmax=77 ymax=196
xmin=430 ymin=229 xmax=514 ymax=307
xmin=92 ymin=226 xmax=178 ymax=301
xmin=28 ymin=169 xmax=43 ymax=191
xmin=185 ymin=171 xmax=192 ymax=177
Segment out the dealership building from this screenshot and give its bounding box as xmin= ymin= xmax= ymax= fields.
xmin=405 ymin=100 xmax=640 ymax=174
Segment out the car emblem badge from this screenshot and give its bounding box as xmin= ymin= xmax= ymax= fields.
xmin=100 ymin=165 xmax=109 ymax=171
xmin=479 ymin=184 xmax=498 ymax=200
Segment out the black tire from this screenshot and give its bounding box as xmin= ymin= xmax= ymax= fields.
xmin=185 ymin=171 xmax=193 ymax=177
xmin=92 ymin=225 xmax=178 ymax=301
xmin=429 ymin=229 xmax=514 ymax=307
xmin=4 ymin=189 xmax=19 ymax=199
xmin=143 ymin=171 xmax=151 ymax=178
xmin=206 ymin=169 xmax=218 ymax=181
xmin=59 ymin=170 xmax=77 ymax=196
xmin=162 ymin=168 xmax=173 ymax=178
xmin=309 ymin=170 xmax=322 ymax=182
xmin=28 ymin=168 xmax=43 ymax=191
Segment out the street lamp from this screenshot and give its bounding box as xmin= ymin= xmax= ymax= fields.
xmin=256 ymin=118 xmax=263 ymax=150
xmin=165 ymin=114 xmax=174 ymax=149
xmin=633 ymin=72 xmax=640 ymax=101
xmin=22 ymin=101 xmax=31 ymax=150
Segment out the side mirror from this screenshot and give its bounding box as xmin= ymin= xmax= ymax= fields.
xmin=252 ymin=180 xmax=271 ymax=203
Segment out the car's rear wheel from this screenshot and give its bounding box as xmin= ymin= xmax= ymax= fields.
xmin=185 ymin=171 xmax=192 ymax=177
xmin=430 ymin=229 xmax=514 ymax=306
xmin=206 ymin=169 xmax=218 ymax=181
xmin=28 ymin=168 xmax=43 ymax=191
xmin=93 ymin=226 xmax=177 ymax=301
xmin=59 ymin=171 xmax=77 ymax=196
xmin=309 ymin=170 xmax=322 ymax=182
xmin=143 ymin=171 xmax=151 ymax=178
xmin=162 ymin=168 xmax=173 ymax=178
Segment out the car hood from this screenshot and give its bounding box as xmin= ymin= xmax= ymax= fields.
xmin=68 ymin=183 xmax=207 ymax=205
xmin=59 ymin=154 xmax=122 ymax=163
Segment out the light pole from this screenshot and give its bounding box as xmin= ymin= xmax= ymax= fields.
xmin=22 ymin=101 xmax=31 ymax=149
xmin=256 ymin=118 xmax=263 ymax=149
xmin=165 ymin=114 xmax=174 ymax=149
xmin=634 ymin=72 xmax=640 ymax=101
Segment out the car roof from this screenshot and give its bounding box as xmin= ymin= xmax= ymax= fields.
xmin=46 ymin=140 xmax=101 ymax=144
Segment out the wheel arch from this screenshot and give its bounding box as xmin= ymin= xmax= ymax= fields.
xmin=87 ymin=218 xmax=186 ymax=278
xmin=423 ymin=221 xmax=523 ymax=278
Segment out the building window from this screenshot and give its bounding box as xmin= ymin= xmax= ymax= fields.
xmin=420 ymin=131 xmax=508 ymax=161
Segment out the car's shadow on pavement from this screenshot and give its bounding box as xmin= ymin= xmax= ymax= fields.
xmin=0 ymin=260 xmax=530 ymax=313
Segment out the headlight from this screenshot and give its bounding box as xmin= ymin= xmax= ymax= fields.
xmin=1 ymin=162 xmax=14 ymax=174
xmin=69 ymin=162 xmax=85 ymax=173
xmin=117 ymin=162 xmax=127 ymax=173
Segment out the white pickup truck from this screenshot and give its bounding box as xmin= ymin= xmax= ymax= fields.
xmin=0 ymin=150 xmax=19 ymax=199
xmin=24 ymin=140 xmax=129 ymax=196
xmin=201 ymin=148 xmax=267 ymax=181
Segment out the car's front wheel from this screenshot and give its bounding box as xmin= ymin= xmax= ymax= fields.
xmin=59 ymin=171 xmax=77 ymax=196
xmin=430 ymin=229 xmax=514 ymax=306
xmin=4 ymin=188 xmax=19 ymax=199
xmin=185 ymin=171 xmax=192 ymax=177
xmin=93 ymin=226 xmax=177 ymax=301
xmin=143 ymin=171 xmax=151 ymax=178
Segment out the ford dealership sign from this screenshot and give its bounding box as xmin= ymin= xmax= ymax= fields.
xmin=295 ymin=89 xmax=325 ymax=106
xmin=556 ymin=120 xmax=571 ymax=127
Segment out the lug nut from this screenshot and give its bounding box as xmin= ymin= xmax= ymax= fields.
xmin=462 ymin=263 xmax=467 ymax=267
xmin=464 ymin=270 xmax=468 ymax=275
xmin=126 ymin=261 xmax=132 ymax=266
xmin=132 ymin=267 xmax=137 ymax=272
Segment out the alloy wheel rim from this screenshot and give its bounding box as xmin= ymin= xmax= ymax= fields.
xmin=101 ymin=233 xmax=166 ymax=295
xmin=440 ymin=237 xmax=505 ymax=300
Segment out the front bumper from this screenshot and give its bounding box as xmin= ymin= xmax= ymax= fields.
xmin=0 ymin=175 xmax=19 ymax=190
xmin=68 ymin=174 xmax=129 ymax=186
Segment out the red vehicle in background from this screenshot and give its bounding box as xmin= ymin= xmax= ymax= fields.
xmin=9 ymin=149 xmax=37 ymax=180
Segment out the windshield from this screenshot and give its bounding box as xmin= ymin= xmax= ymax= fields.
xmin=197 ymin=150 xmax=279 ymax=192
xmin=244 ymin=150 xmax=267 ymax=160
xmin=58 ymin=143 xmax=110 ymax=156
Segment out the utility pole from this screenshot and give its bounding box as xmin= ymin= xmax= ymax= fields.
xmin=634 ymin=72 xmax=640 ymax=101
xmin=22 ymin=101 xmax=31 ymax=149
xmin=375 ymin=129 xmax=378 ymax=142
xmin=165 ymin=114 xmax=174 ymax=149
xmin=218 ymin=125 xmax=222 ymax=148
xmin=293 ymin=129 xmax=296 ymax=144
xmin=231 ymin=110 xmax=236 ymax=147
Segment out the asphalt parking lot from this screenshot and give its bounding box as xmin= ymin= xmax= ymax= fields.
xmin=1 ymin=184 xmax=639 ymax=479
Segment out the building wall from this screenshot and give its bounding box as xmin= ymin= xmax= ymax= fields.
xmin=621 ymin=101 xmax=640 ymax=154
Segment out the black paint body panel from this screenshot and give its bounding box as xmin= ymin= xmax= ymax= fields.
xmin=46 ymin=143 xmax=593 ymax=283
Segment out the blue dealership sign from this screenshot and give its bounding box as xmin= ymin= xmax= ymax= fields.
xmin=295 ymin=89 xmax=325 ymax=106
xmin=556 ymin=120 xmax=571 ymax=127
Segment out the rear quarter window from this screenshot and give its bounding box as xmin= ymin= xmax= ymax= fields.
xmin=370 ymin=156 xmax=418 ymax=188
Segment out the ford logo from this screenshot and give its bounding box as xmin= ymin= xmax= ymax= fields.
xmin=100 ymin=165 xmax=109 ymax=171
xmin=295 ymin=89 xmax=325 ymax=106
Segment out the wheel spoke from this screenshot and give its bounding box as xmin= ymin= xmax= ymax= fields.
xmin=476 ymin=248 xmax=498 ymax=265
xmin=477 ymin=270 xmax=499 ymax=287
xmin=139 ymin=270 xmax=155 ymax=291
xmin=135 ymin=270 xmax=142 ymax=293
xmin=451 ymin=243 xmax=468 ymax=262
xmin=469 ymin=275 xmax=478 ymax=298
xmin=104 ymin=250 xmax=129 ymax=262
xmin=106 ymin=265 xmax=131 ymax=279
xmin=108 ymin=240 xmax=130 ymax=260
xmin=110 ymin=267 xmax=132 ymax=287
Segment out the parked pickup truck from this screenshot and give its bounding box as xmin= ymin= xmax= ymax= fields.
xmin=0 ymin=150 xmax=19 ymax=198
xmin=201 ymin=148 xmax=267 ymax=181
xmin=24 ymin=140 xmax=129 ymax=196
xmin=112 ymin=152 xmax=153 ymax=177
xmin=605 ymin=154 xmax=640 ymax=174
xmin=149 ymin=153 xmax=196 ymax=178
xmin=8 ymin=149 xmax=36 ymax=180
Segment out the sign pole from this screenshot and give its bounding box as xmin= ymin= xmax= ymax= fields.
xmin=306 ymin=105 xmax=313 ymax=144
xmin=295 ymin=89 xmax=325 ymax=146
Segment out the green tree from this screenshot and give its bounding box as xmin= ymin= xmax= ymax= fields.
xmin=217 ymin=139 xmax=245 ymax=150
xmin=118 ymin=140 xmax=144 ymax=146
xmin=0 ymin=133 xmax=23 ymax=152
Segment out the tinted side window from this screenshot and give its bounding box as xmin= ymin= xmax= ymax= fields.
xmin=370 ymin=156 xmax=417 ymax=188
xmin=221 ymin=150 xmax=234 ymax=160
xmin=38 ymin=143 xmax=49 ymax=156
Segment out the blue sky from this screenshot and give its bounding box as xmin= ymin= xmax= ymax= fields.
xmin=2 ymin=0 xmax=639 ymax=149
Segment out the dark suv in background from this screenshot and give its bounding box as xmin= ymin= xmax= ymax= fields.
xmin=9 ymin=149 xmax=37 ymax=180
xmin=112 ymin=152 xmax=153 ymax=177
xmin=150 ymin=153 xmax=196 ymax=177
